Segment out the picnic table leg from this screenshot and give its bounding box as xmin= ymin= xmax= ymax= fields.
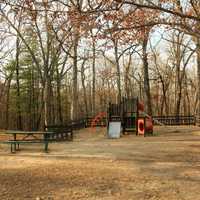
xmin=10 ymin=143 xmax=15 ymax=153
xmin=17 ymin=143 xmax=20 ymax=150
xmin=44 ymin=133 xmax=49 ymax=153
xmin=44 ymin=141 xmax=48 ymax=153
xmin=71 ymin=131 xmax=73 ymax=141
xmin=13 ymin=133 xmax=17 ymax=151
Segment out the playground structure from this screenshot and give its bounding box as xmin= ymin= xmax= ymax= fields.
xmin=107 ymin=97 xmax=153 ymax=137
xmin=90 ymin=112 xmax=107 ymax=128
xmin=137 ymin=117 xmax=153 ymax=135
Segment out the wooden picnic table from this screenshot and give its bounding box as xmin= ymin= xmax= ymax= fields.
xmin=1 ymin=130 xmax=54 ymax=153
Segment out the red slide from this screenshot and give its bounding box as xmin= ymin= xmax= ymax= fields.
xmin=91 ymin=112 xmax=107 ymax=128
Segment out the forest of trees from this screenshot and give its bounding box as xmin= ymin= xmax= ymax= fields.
xmin=0 ymin=0 xmax=199 ymax=130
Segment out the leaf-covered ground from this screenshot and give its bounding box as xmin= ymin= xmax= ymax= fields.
xmin=0 ymin=126 xmax=200 ymax=200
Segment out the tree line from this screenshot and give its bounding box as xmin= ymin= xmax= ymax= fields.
xmin=0 ymin=0 xmax=199 ymax=130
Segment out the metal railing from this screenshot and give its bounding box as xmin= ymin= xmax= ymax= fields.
xmin=152 ymin=115 xmax=196 ymax=125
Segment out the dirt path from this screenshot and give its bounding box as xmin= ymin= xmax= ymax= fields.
xmin=0 ymin=126 xmax=200 ymax=200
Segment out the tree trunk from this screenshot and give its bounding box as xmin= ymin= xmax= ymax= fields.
xmin=44 ymin=81 xmax=48 ymax=127
xmin=196 ymin=39 xmax=200 ymax=125
xmin=81 ymin=64 xmax=88 ymax=117
xmin=124 ymin=55 xmax=131 ymax=98
xmin=28 ymin=68 xmax=33 ymax=130
xmin=114 ymin=40 xmax=122 ymax=104
xmin=5 ymin=74 xmax=12 ymax=129
xmin=71 ymin=36 xmax=79 ymax=120
xmin=88 ymin=81 xmax=92 ymax=116
xmin=160 ymin=77 xmax=168 ymax=116
xmin=175 ymin=59 xmax=182 ymax=116
xmin=92 ymin=39 xmax=96 ymax=115
xmin=142 ymin=37 xmax=152 ymax=115
xmin=44 ymin=73 xmax=52 ymax=127
xmin=175 ymin=86 xmax=182 ymax=116
xmin=15 ymin=35 xmax=23 ymax=130
xmin=56 ymin=74 xmax=63 ymax=124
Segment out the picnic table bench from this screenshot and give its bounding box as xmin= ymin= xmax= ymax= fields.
xmin=0 ymin=126 xmax=73 ymax=153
